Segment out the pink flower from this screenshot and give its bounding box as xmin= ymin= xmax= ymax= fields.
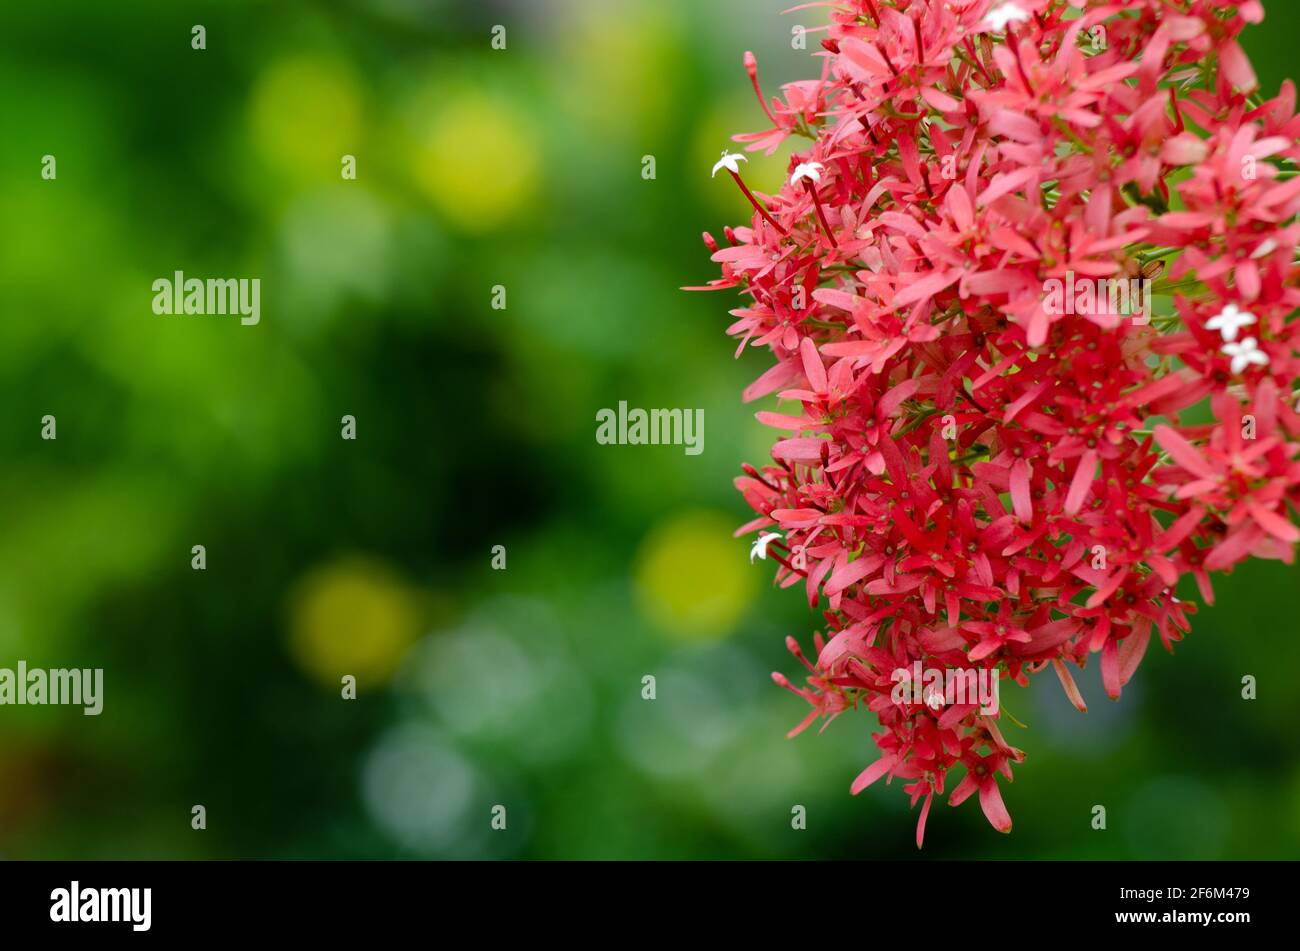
xmin=695 ymin=0 xmax=1300 ymax=844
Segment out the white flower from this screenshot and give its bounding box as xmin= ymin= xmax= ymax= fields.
xmin=790 ymin=162 xmax=824 ymax=185
xmin=1205 ymin=303 xmax=1257 ymax=342
xmin=984 ymin=1 xmax=1031 ymax=31
xmin=749 ymin=531 xmax=782 ymax=563
xmin=712 ymin=150 xmax=748 ymax=178
xmin=1221 ymin=336 xmax=1269 ymax=374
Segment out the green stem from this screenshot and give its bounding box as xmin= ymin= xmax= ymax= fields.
xmin=1137 ymin=246 xmax=1181 ymax=264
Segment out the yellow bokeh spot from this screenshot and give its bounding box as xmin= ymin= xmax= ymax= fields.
xmin=634 ymin=511 xmax=756 ymax=640
xmin=287 ymin=556 xmax=420 ymax=688
xmin=556 ymin=6 xmax=677 ymax=137
xmin=249 ymin=56 xmax=362 ymax=175
xmin=410 ymin=93 xmax=539 ymax=234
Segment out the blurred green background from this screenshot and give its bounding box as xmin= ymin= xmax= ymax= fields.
xmin=0 ymin=0 xmax=1298 ymax=860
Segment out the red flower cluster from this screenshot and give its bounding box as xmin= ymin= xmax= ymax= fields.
xmin=693 ymin=0 xmax=1300 ymax=845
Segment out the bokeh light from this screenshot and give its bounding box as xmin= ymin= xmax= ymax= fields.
xmin=286 ymin=556 xmax=421 ymax=689
xmin=633 ymin=510 xmax=757 ymax=640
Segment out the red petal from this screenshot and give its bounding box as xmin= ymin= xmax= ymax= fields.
xmin=1101 ymin=636 xmax=1121 ymax=700
xmin=1064 ymin=449 xmax=1098 ymax=515
xmin=978 ymin=780 xmax=1013 ymax=833
xmin=915 ymin=790 xmax=933 ymax=849
xmin=1246 ymin=498 xmax=1300 ymax=543
xmin=1153 ymin=426 xmax=1218 ymax=480
xmin=1119 ymin=625 xmax=1151 ymax=686
xmin=799 ymin=335 xmax=827 ymax=394
xmin=1010 ymin=459 xmax=1033 ymax=523
xmin=1052 ymin=658 xmax=1088 ymax=713
xmin=1220 ymin=40 xmax=1257 ymax=92
xmin=851 ymin=754 xmax=897 ymax=795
